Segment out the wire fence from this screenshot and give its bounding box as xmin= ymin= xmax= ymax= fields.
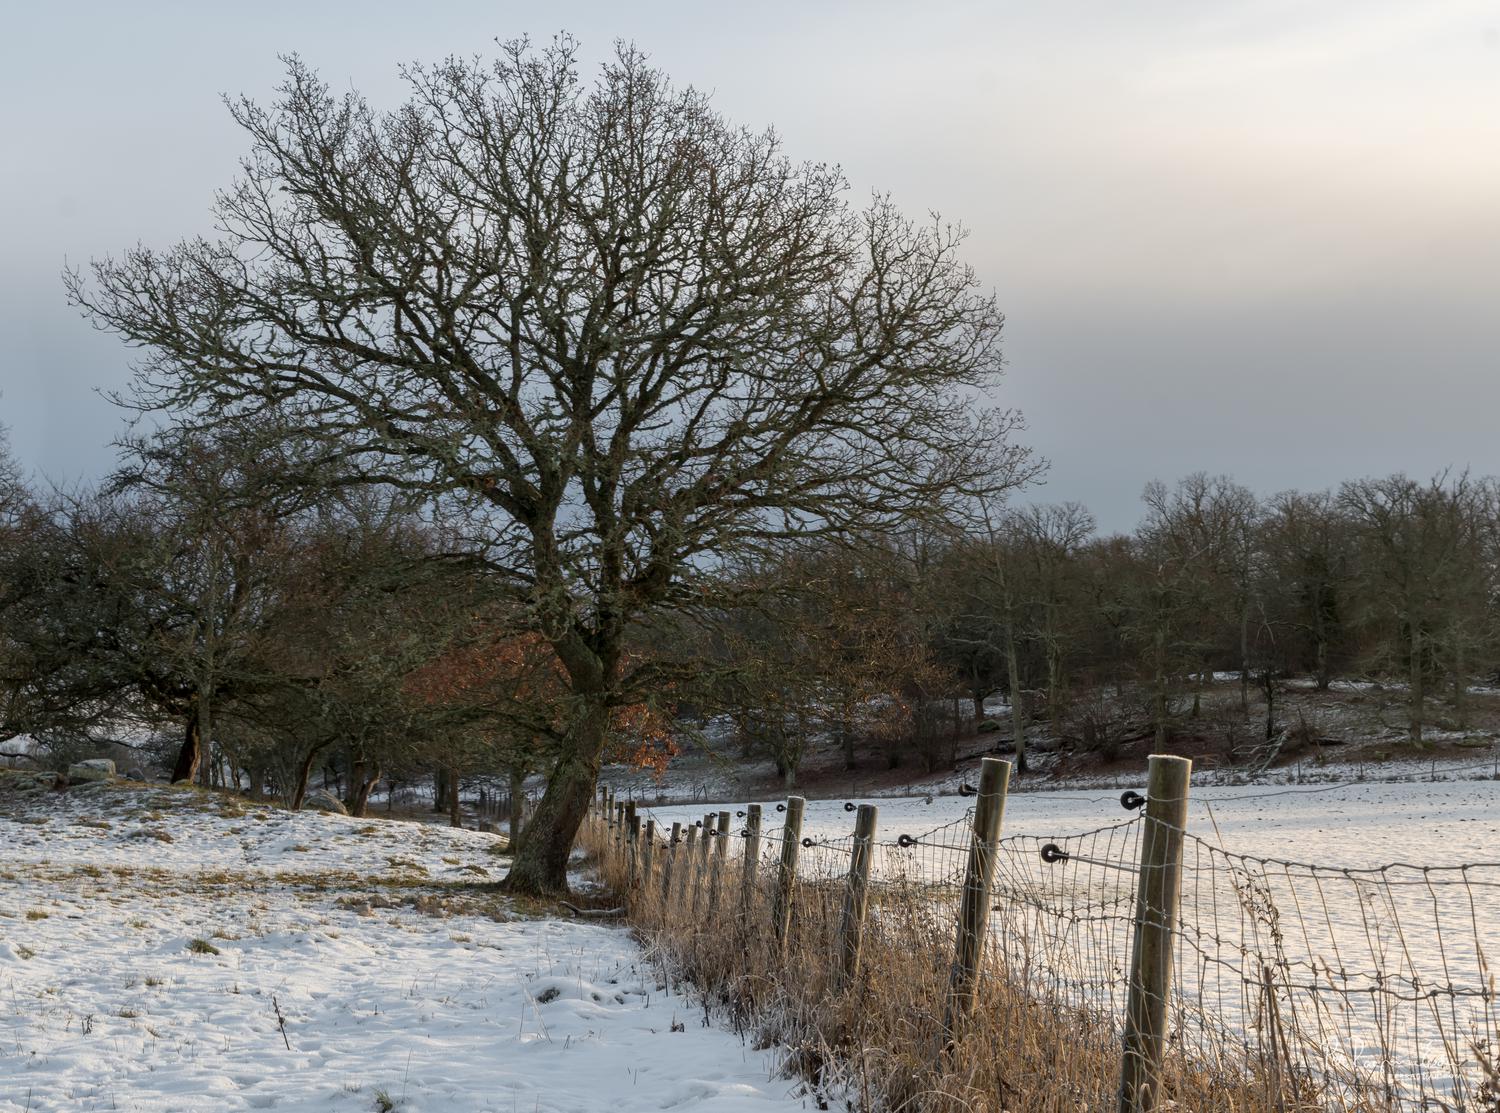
xmin=586 ymin=767 xmax=1500 ymax=1112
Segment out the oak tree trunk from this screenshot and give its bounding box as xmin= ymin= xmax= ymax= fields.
xmin=347 ymin=762 xmax=380 ymax=818
xmin=503 ymin=706 xmax=609 ymax=896
xmin=171 ymin=701 xmax=203 ymax=785
xmin=291 ymin=747 xmax=320 ymax=811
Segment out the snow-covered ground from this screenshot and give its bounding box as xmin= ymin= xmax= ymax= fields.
xmin=0 ymin=777 xmax=807 ymax=1113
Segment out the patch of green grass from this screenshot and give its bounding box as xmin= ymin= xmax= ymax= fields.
xmin=186 ymin=938 xmax=220 ymax=956
xmin=25 ymin=909 xmax=49 ymax=920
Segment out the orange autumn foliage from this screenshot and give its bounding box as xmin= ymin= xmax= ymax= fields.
xmin=406 ymin=633 xmax=677 ymax=774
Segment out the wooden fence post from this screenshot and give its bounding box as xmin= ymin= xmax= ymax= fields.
xmin=629 ymin=813 xmax=642 ymax=888
xmin=661 ymin=821 xmax=682 ymax=910
xmin=643 ymin=818 xmax=656 ymax=893
xmin=771 ymin=796 xmax=805 ymax=949
xmin=676 ymin=823 xmax=698 ymax=907
xmin=942 ymin=757 xmax=1011 ymax=1043
xmin=624 ymin=800 xmax=637 ymax=874
xmin=692 ymin=814 xmax=714 ymax=919
xmin=708 ymin=809 xmax=731 ymax=917
xmin=739 ymin=804 xmax=763 ymax=925
xmin=838 ymin=803 xmax=879 ymax=987
xmin=1119 ymin=754 xmax=1192 ymax=1113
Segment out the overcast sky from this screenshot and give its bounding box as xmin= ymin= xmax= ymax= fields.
xmin=2 ymin=1 xmax=1497 ymax=533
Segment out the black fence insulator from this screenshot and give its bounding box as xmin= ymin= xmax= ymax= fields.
xmin=776 ymin=803 xmax=786 ymax=812
xmin=1120 ymin=790 xmax=1147 ymax=812
xmin=801 ymin=837 xmax=815 ymax=848
xmin=739 ymin=828 xmax=750 ymax=838
xmin=736 ymin=810 xmax=746 ymax=818
xmin=1040 ymin=842 xmax=1069 ymax=864
xmin=896 ymin=833 xmax=917 ymax=848
xmin=843 ymin=801 xmax=857 ymax=812
xmin=958 ymin=783 xmax=977 ymax=797
xmin=694 ymin=820 xmax=702 ymax=827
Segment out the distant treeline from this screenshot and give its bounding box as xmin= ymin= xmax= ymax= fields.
xmin=703 ymin=469 xmax=1498 ymax=780
xmin=3 ymin=422 xmax=1490 ymax=798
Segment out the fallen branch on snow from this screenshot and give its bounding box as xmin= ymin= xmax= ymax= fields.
xmin=558 ymin=900 xmax=626 ymax=919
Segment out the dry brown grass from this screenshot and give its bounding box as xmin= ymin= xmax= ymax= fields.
xmin=580 ymin=818 xmax=1399 ymax=1113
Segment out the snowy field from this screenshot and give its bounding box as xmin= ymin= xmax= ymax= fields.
xmin=642 ymin=773 xmax=1500 ymax=1105
xmin=0 ymin=778 xmax=806 ymax=1113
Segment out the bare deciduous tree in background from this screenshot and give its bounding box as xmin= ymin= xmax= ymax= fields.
xmin=1339 ymin=472 xmax=1491 ymax=747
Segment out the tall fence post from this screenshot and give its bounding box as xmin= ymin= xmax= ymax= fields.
xmin=838 ymin=803 xmax=879 ymax=987
xmin=642 ymin=818 xmax=656 ymax=894
xmin=739 ymin=804 xmax=763 ymax=926
xmin=708 ymin=808 xmax=731 ymax=917
xmin=942 ymin=757 xmax=1012 ymax=1044
xmin=614 ymin=801 xmax=625 ymax=855
xmin=676 ymin=823 xmax=698 ymax=908
xmin=771 ymin=797 xmax=805 ymax=949
xmin=621 ymin=799 xmax=635 ymax=879
xmin=1119 ymin=754 xmax=1192 ymax=1113
xmin=692 ymin=814 xmax=714 ymax=919
xmin=662 ymin=821 xmax=682 ymax=910
xmin=629 ymin=812 xmax=642 ymax=888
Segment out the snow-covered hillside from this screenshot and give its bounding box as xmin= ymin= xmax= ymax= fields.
xmin=0 ymin=775 xmax=804 ymax=1113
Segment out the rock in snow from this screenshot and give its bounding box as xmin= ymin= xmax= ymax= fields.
xmin=300 ymin=788 xmax=348 ymax=814
xmin=66 ymin=758 xmax=115 ymax=781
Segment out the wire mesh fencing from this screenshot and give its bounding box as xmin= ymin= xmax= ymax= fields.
xmin=584 ymin=768 xmax=1500 ymax=1113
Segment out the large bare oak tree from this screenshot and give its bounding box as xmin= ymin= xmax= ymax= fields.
xmin=70 ymin=38 xmax=1032 ymax=893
